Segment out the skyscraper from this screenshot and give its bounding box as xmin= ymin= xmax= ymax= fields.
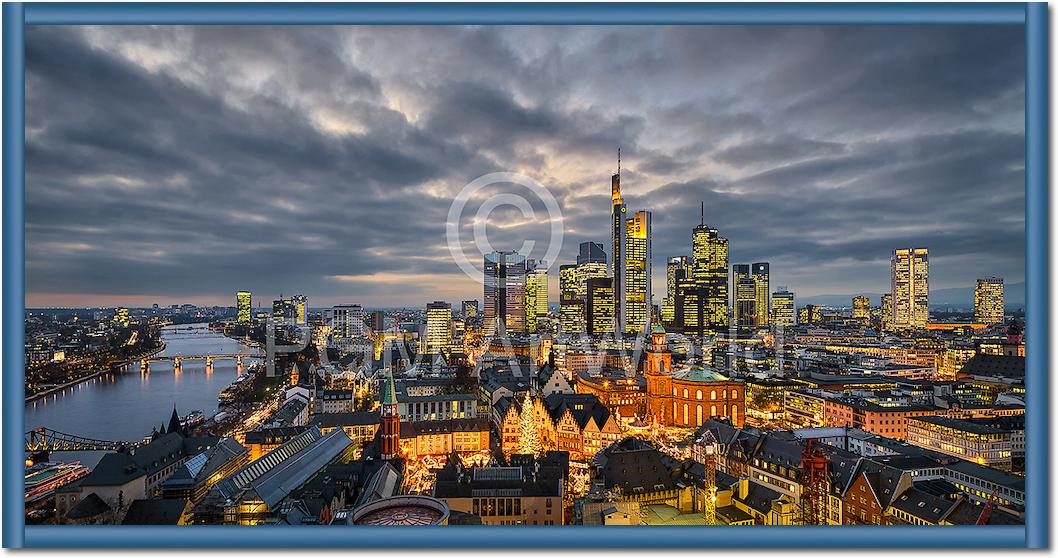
xmin=425 ymin=301 xmax=453 ymax=355
xmin=559 ymin=264 xmax=583 ymax=335
xmin=113 ymin=307 xmax=130 ymax=328
xmin=586 ymin=277 xmax=615 ymax=336
xmin=662 ymin=256 xmax=687 ymax=327
xmin=332 ymin=304 xmax=365 ymax=339
xmin=675 ymin=205 xmax=729 ymax=336
xmin=578 ymin=241 xmax=606 ymax=266
xmin=732 ymin=264 xmax=752 ymax=327
xmin=734 ymin=276 xmax=757 ymax=327
xmin=624 ymin=209 xmax=652 ymax=334
xmin=368 ymin=310 xmax=386 ymax=332
xmin=798 ymin=305 xmax=822 ymax=324
xmin=771 ymin=287 xmax=795 ymax=327
xmin=461 ymin=300 xmax=479 ymax=320
xmin=752 ymin=263 xmax=770 ymax=326
xmin=609 ymin=152 xmax=652 ymax=335
xmin=881 ymin=293 xmax=894 ymax=331
xmin=292 ymin=294 xmax=308 ymax=325
xmin=576 ymin=242 xmax=608 ymax=300
xmin=236 ymin=291 xmax=252 ymax=323
xmin=484 ymin=250 xmax=527 ymax=335
xmin=891 ymin=248 xmax=929 ymax=328
xmin=852 ymin=296 xmax=871 ymax=321
xmin=272 ymin=297 xmax=297 ymax=324
xmin=732 ymin=264 xmax=750 ymax=287
xmin=525 ymin=260 xmax=549 ymax=333
xmin=974 ymin=277 xmax=1005 ymax=324
xmin=611 ymin=158 xmax=627 ymax=334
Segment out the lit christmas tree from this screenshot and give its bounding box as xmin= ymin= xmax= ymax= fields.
xmin=518 ymin=395 xmax=540 ymax=456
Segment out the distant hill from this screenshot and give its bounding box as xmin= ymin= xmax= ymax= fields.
xmin=798 ymin=282 xmax=1025 ymax=309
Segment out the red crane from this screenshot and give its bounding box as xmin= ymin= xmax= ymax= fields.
xmin=800 ymin=439 xmax=830 ymax=526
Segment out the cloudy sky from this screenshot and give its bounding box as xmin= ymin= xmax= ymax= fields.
xmin=25 ymin=25 xmax=1025 ymax=309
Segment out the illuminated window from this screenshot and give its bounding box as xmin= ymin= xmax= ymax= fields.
xmin=696 ymin=390 xmax=702 ymax=400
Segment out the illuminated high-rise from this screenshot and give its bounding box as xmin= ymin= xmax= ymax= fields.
xmin=734 ymin=276 xmax=757 ymax=327
xmin=624 ymin=210 xmax=652 ymax=334
xmin=332 ymin=304 xmax=365 ymax=339
xmin=732 ymin=264 xmax=750 ymax=287
xmin=576 ymin=242 xmax=608 ymax=300
xmin=891 ymin=248 xmax=929 ymax=328
xmin=236 ymin=291 xmax=252 ymax=323
xmin=752 ymin=263 xmax=770 ymax=326
xmin=676 ymin=205 xmax=729 ymax=336
xmin=425 ymin=301 xmax=452 ymax=355
xmin=662 ymin=256 xmax=687 ymax=327
xmin=852 ymin=296 xmax=870 ymax=321
xmin=798 ymin=305 xmax=822 ymax=324
xmin=974 ymin=277 xmax=1005 ymax=324
xmin=586 ymin=277 xmax=615 ymax=336
xmin=272 ymin=297 xmax=297 ymax=324
xmin=609 ymin=153 xmax=652 ymax=335
xmin=732 ymin=264 xmax=752 ymax=326
xmin=113 ymin=307 xmax=130 ymax=327
xmin=292 ymin=294 xmax=308 ymax=325
xmin=461 ymin=300 xmax=479 ymax=320
xmin=559 ymin=264 xmax=583 ymax=334
xmin=525 ymin=260 xmax=549 ymax=333
xmin=484 ymin=250 xmax=527 ymax=335
xmin=771 ymin=287 xmax=795 ymax=327
xmin=611 ymin=158 xmax=627 ymax=335
xmin=881 ymin=293 xmax=894 ymax=331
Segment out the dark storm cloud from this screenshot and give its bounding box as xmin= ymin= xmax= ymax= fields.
xmin=24 ymin=24 xmax=1025 ymax=307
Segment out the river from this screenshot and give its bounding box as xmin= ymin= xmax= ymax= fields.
xmin=25 ymin=323 xmax=260 ymax=467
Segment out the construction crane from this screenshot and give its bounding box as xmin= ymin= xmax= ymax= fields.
xmin=976 ymin=488 xmax=999 ymax=525
xmin=799 ymin=438 xmax=830 ymax=526
xmin=695 ymin=429 xmax=719 ymax=525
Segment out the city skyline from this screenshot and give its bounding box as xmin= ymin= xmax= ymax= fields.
xmin=25 ymin=25 xmax=1026 ymax=308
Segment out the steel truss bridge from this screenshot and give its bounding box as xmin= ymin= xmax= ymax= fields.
xmin=25 ymin=427 xmax=144 ymax=453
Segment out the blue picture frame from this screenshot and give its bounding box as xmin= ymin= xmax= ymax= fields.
xmin=2 ymin=2 xmax=1048 ymax=548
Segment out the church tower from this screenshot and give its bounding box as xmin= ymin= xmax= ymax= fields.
xmin=379 ymin=369 xmax=400 ymax=460
xmin=645 ymin=325 xmax=672 ymax=424
xmin=645 ymin=325 xmax=671 ymax=376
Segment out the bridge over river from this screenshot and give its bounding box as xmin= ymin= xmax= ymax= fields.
xmin=126 ymin=352 xmax=263 ymax=372
xmin=25 ymin=427 xmax=145 ymax=453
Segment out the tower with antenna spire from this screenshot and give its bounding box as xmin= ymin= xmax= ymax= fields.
xmin=611 ymin=148 xmax=627 ymax=335
xmin=609 ymin=148 xmax=652 ymax=336
xmin=674 ymin=202 xmax=730 ymax=337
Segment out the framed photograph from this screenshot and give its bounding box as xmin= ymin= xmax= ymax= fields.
xmin=3 ymin=1 xmax=1048 ymax=549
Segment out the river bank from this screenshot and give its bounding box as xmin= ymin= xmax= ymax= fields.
xmin=27 ymin=324 xmax=256 ymax=455
xmin=24 ymin=340 xmax=167 ymax=404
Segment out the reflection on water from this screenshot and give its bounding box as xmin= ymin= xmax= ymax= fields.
xmin=25 ymin=323 xmax=258 ymax=467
